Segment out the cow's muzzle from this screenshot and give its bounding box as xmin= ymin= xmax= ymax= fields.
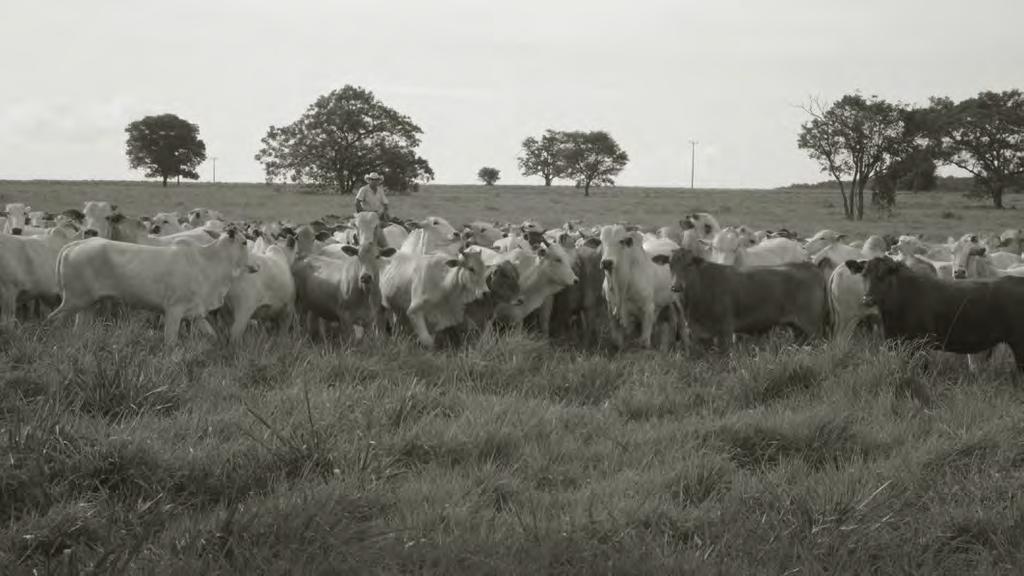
xmin=671 ymin=283 xmax=683 ymax=293
xmin=359 ymin=273 xmax=373 ymax=285
xmin=953 ymin=269 xmax=967 ymax=280
xmin=600 ymin=259 xmax=613 ymax=272
xmin=84 ymin=229 xmax=99 ymax=238
xmin=861 ymin=295 xmax=876 ymax=307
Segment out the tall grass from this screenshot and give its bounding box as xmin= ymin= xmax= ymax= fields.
xmin=3 ymin=315 xmax=1024 ymax=574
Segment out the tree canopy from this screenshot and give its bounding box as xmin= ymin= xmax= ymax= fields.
xmin=927 ymin=90 xmax=1024 ymax=209
xmin=125 ymin=114 xmax=206 ymax=187
xmin=557 ymin=131 xmax=629 ymax=196
xmin=518 ymin=130 xmax=566 ymax=186
xmin=798 ymin=94 xmax=916 ymax=220
xmin=477 ymin=166 xmax=500 ymax=186
xmin=254 ymin=85 xmax=434 ymax=194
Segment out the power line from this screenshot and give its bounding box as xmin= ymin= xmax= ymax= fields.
xmin=211 ymin=157 xmax=218 ymax=183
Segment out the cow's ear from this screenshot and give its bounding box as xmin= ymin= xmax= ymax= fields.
xmin=340 ymin=245 xmax=359 ymax=257
xmin=621 ymin=236 xmax=633 ymax=248
xmin=246 ymin=264 xmax=260 ymax=274
xmin=680 ymin=218 xmax=694 ymax=230
xmin=970 ymin=246 xmax=987 ymax=256
xmin=314 ymin=231 xmax=332 ymax=242
xmin=110 ymin=213 xmax=125 ymax=224
xmin=583 ymin=237 xmax=601 ymax=249
xmin=704 ymin=224 xmax=713 ymax=235
xmin=379 ymin=247 xmax=397 ymax=258
xmin=651 ymin=254 xmax=670 ymax=266
xmin=845 ymin=260 xmax=865 ymax=274
xmin=445 ymin=259 xmax=459 ymax=268
xmin=151 ymin=225 xmax=161 ymax=235
xmin=204 ymin=229 xmax=220 ymax=239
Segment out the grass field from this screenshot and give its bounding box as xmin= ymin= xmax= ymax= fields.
xmin=3 ymin=180 xmax=1024 ymax=574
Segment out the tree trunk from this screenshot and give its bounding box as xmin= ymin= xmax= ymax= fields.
xmin=544 ymin=176 xmax=553 ymax=186
xmin=162 ymin=176 xmax=168 ymax=187
xmin=584 ymin=180 xmax=591 ymax=197
xmin=993 ymin=186 xmax=1005 ymax=209
xmin=856 ymin=181 xmax=865 ymax=221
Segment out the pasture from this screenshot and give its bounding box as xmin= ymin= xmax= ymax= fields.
xmin=3 ymin=180 xmax=1024 ymax=574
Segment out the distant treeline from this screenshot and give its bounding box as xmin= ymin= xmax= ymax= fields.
xmin=781 ymin=176 xmax=1019 ymax=194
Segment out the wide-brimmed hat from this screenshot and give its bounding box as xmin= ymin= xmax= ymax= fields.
xmin=365 ymin=172 xmax=383 ymax=182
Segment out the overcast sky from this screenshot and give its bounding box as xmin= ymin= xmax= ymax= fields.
xmin=2 ymin=0 xmax=1022 ymax=188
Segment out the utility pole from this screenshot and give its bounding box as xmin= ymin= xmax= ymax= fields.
xmin=211 ymin=157 xmax=218 ymax=183
xmin=688 ymin=140 xmax=697 ymax=190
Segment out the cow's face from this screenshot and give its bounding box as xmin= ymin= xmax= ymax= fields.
xmin=83 ymin=201 xmax=115 ymax=238
xmin=486 ymin=261 xmax=521 ymax=304
xmin=849 ymin=257 xmax=901 ymax=308
xmin=188 ymin=208 xmax=211 ymax=227
xmin=5 ymin=203 xmax=29 ymax=228
xmin=220 ymin=228 xmax=253 ymax=276
xmin=420 ymin=216 xmax=460 ymax=245
xmin=536 ymin=242 xmax=578 ymax=288
xmin=652 ymin=248 xmax=703 ymax=293
xmin=341 ymin=242 xmax=396 ymax=286
xmin=598 ymin=225 xmax=638 ymax=273
xmin=151 ymin=212 xmax=180 ymax=235
xmin=803 ymin=229 xmax=843 ymax=256
xmin=951 ymin=234 xmax=985 ymax=280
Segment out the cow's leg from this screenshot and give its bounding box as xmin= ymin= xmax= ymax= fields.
xmin=278 ymin=304 xmax=296 ymax=336
xmin=407 ymin=302 xmax=435 ymax=348
xmin=607 ymin=312 xmax=625 ymax=349
xmin=537 ymin=297 xmax=554 ymax=336
xmin=163 ymin=307 xmax=185 ymax=346
xmin=229 ymin=307 xmax=253 ymax=343
xmin=0 ymin=287 xmax=17 ymax=325
xmin=196 ymin=317 xmax=217 ymax=338
xmin=639 ymin=303 xmax=656 ymax=349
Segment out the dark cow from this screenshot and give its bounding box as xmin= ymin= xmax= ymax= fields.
xmin=847 ymin=257 xmax=1024 ymax=370
xmin=653 ymin=248 xmax=826 ymax=352
xmin=544 ymin=242 xmax=606 ymax=343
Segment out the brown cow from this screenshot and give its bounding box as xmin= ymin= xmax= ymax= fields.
xmin=653 ymin=248 xmax=826 ymax=352
xmin=847 ymin=257 xmax=1024 ymax=370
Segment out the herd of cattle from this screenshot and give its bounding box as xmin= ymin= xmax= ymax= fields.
xmin=3 ymin=200 xmax=1024 ymax=371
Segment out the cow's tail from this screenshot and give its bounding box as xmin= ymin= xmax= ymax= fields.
xmin=46 ymin=244 xmax=72 ymax=322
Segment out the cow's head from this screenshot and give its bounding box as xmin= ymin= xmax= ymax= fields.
xmin=340 ymin=242 xmax=397 ymax=286
xmin=803 ymin=229 xmax=844 ymax=256
xmin=535 ymin=241 xmax=579 ymax=288
xmin=652 ymin=248 xmax=704 ymax=293
xmin=353 ymin=211 xmax=386 ymax=249
xmin=83 ymin=201 xmax=115 ymax=238
xmin=5 ymin=203 xmax=30 ymax=229
xmin=846 ymin=257 xmax=902 ymax=308
xmin=598 ymin=225 xmax=639 ymax=273
xmin=151 ymin=212 xmax=181 ymax=236
xmin=951 ymin=234 xmax=987 ymax=280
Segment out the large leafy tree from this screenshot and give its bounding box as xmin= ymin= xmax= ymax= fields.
xmin=125 ymin=114 xmax=206 ymax=187
xmin=798 ymin=94 xmax=914 ymax=220
xmin=254 ymin=85 xmax=434 ymax=194
xmin=927 ymin=90 xmax=1024 ymax=209
xmin=558 ymin=131 xmax=629 ymax=197
xmin=518 ymin=130 xmax=566 ymax=186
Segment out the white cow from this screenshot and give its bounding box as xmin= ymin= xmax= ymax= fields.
xmin=150 ymin=212 xmax=183 ymax=236
xmin=83 ymin=201 xmax=116 ymax=238
xmin=187 ymin=208 xmax=225 ymax=229
xmin=595 ymin=225 xmax=675 ymax=349
xmin=3 ymin=203 xmax=30 ymax=234
xmin=224 ymin=238 xmax=298 ymax=341
xmin=712 ymin=227 xmax=807 ymax=268
xmin=493 ymin=241 xmax=578 ymax=325
xmin=48 ymin=229 xmax=252 ymax=344
xmin=0 ymin=223 xmax=81 ymax=323
xmin=380 ymin=250 xmax=489 ymax=348
xmin=862 ymin=236 xmax=888 ymax=259
xmin=382 ymin=224 xmax=409 ymax=249
xmin=399 ymin=216 xmax=463 ymax=255
xmin=465 ymin=221 xmax=505 ymax=247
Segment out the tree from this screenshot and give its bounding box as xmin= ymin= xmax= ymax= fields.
xmin=558 ymin=131 xmax=629 ymax=197
xmin=798 ymin=94 xmax=914 ymax=220
xmin=125 ymin=114 xmax=206 ymax=187
xmin=518 ymin=130 xmax=566 ymax=186
xmin=477 ymin=166 xmax=500 ymax=186
xmin=254 ymin=85 xmax=434 ymax=194
xmin=927 ymin=90 xmax=1024 ymax=209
